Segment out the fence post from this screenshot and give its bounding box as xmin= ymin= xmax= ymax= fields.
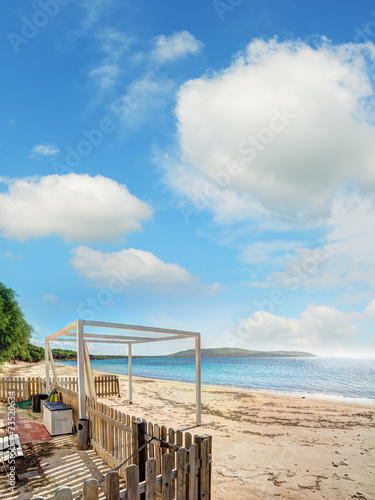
xmin=195 ymin=435 xmax=211 ymax=499
xmin=82 ymin=478 xmax=98 ymax=499
xmin=132 ymin=418 xmax=147 ymax=482
xmin=54 ymin=487 xmax=73 ymax=500
xmin=105 ymin=471 xmax=119 ymax=500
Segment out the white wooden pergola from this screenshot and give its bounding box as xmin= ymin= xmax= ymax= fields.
xmin=44 ymin=319 xmax=202 ymax=425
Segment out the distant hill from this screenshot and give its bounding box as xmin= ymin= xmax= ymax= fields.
xmin=28 ymin=343 xmax=316 ymax=362
xmin=167 ymin=348 xmax=316 ymax=358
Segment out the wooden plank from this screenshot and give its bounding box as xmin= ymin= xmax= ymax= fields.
xmin=176 ymin=447 xmax=187 ymax=500
xmin=176 ymin=430 xmax=183 ymax=448
xmin=200 ymin=439 xmax=209 ymax=499
xmin=153 ymin=424 xmax=161 ymax=476
xmin=126 ymin=464 xmax=140 ymax=500
xmin=188 ymin=444 xmax=198 ymax=500
xmin=185 ymin=433 xmax=192 ymax=449
xmin=162 ymin=453 xmax=173 ymax=500
xmin=105 ymin=471 xmax=119 ymax=500
xmin=161 ymin=426 xmax=168 ymax=456
xmin=132 ymin=418 xmax=140 ymax=467
xmin=108 ymin=406 xmax=114 ymax=457
xmin=127 ymin=414 xmax=132 ymax=461
xmin=139 ymin=419 xmax=147 ymax=482
xmin=148 ymin=422 xmax=154 ymax=459
xmin=82 ymin=478 xmax=99 ymax=500
xmin=168 ymin=428 xmax=175 ymax=497
xmin=204 ymin=435 xmax=212 ymax=499
xmin=54 ymin=487 xmax=73 ymax=500
xmin=145 ymin=458 xmax=157 ymax=500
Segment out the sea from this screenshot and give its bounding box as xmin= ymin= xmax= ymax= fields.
xmin=56 ymin=357 xmax=375 ymax=404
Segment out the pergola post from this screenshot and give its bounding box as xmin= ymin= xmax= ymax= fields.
xmin=195 ymin=334 xmax=202 ymax=425
xmin=77 ymin=319 xmax=86 ymax=419
xmin=128 ymin=343 xmax=133 ymax=404
xmin=45 ymin=339 xmax=50 ymax=391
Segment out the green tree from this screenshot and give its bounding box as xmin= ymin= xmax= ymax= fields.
xmin=0 ymin=281 xmax=34 ymax=363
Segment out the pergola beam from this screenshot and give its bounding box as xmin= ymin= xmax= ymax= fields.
xmin=82 ymin=320 xmax=199 ymax=337
xmin=45 ymin=320 xmax=77 ymax=342
xmin=80 ymin=333 xmax=158 ymax=341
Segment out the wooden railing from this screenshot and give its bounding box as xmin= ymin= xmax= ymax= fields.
xmin=0 ymin=376 xmax=120 ymax=402
xmin=41 ymin=375 xmax=120 ymax=397
xmin=52 ymin=383 xmax=212 ymax=496
xmin=0 ymin=377 xmax=40 ymax=402
xmin=31 ymin=442 xmax=210 ymax=499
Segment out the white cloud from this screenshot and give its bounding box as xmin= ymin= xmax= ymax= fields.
xmin=1 ymin=251 xmax=16 ymax=260
xmin=89 ymin=64 xmax=121 ymax=89
xmin=166 ymin=38 xmax=375 ymax=226
xmin=70 ymin=246 xmax=197 ymax=286
xmin=233 ymin=303 xmax=370 ymax=356
xmin=241 ymin=240 xmax=303 ymax=264
xmin=114 ymin=73 xmax=175 ymax=127
xmin=29 ymin=144 xmax=60 ymax=158
xmin=79 ymin=0 xmax=113 ymax=31
xmin=364 ymin=300 xmax=375 ymax=320
xmin=249 ymin=191 xmax=375 ymax=295
xmin=42 ymin=293 xmax=59 ymax=304
xmin=153 ymin=31 xmax=204 ymax=63
xmin=31 ymin=338 xmax=77 ymax=349
xmin=0 ymin=173 xmax=152 ymax=242
xmin=89 ymin=28 xmax=133 ymax=89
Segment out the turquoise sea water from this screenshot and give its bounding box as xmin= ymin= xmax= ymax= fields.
xmin=57 ymin=357 xmax=375 ymax=403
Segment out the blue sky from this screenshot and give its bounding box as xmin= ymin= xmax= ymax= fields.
xmin=1 ymin=0 xmax=375 ymax=357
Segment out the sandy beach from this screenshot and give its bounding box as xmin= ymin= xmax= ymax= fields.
xmin=1 ymin=361 xmax=374 ymax=500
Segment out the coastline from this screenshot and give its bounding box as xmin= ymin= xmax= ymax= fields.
xmin=55 ymin=359 xmax=375 ymax=406
xmin=1 ymin=360 xmax=374 ymax=499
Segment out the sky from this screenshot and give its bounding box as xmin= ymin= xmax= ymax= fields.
xmin=1 ymin=0 xmax=375 ymax=357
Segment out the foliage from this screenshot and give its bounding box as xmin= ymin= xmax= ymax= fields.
xmin=0 ymin=281 xmax=34 ymax=363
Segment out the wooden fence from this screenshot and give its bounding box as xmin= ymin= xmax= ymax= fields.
xmin=31 ymin=442 xmax=210 ymax=499
xmin=41 ymin=375 xmax=120 ymax=397
xmin=52 ymin=383 xmax=212 ymax=498
xmin=2 ymin=377 xmax=212 ymax=498
xmin=0 ymin=375 xmax=119 ymax=402
xmin=0 ymin=377 xmax=40 ymax=402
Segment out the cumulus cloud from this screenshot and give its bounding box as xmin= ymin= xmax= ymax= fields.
xmin=153 ymin=31 xmax=204 ymax=63
xmin=232 ymin=303 xmax=367 ymax=355
xmin=0 ymin=173 xmax=152 ymax=242
xmin=70 ymin=246 xmax=197 ymax=286
xmin=29 ymin=144 xmax=60 ymax=158
xmin=249 ymin=191 xmax=375 ymax=295
xmin=166 ymin=38 xmax=375 ymax=226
